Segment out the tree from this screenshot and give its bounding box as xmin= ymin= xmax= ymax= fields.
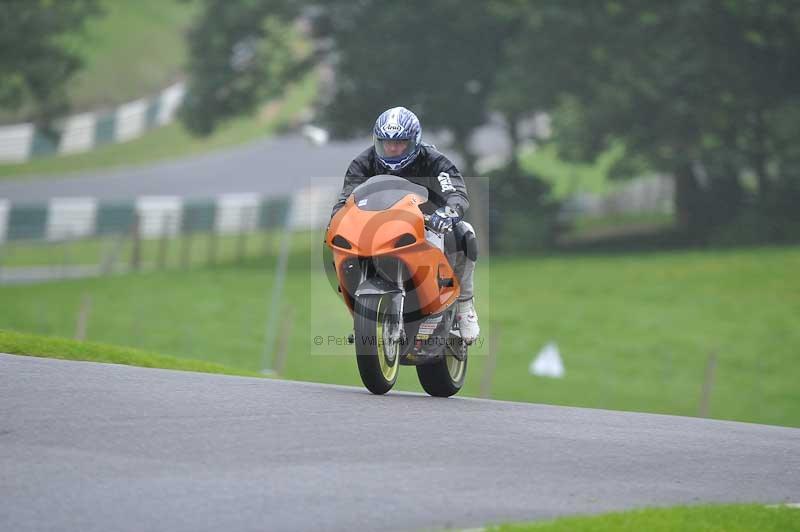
xmin=313 ymin=0 xmax=511 ymax=175
xmin=0 ymin=0 xmax=101 ymax=124
xmin=507 ymin=0 xmax=800 ymax=242
xmin=178 ymin=1 xmax=800 ymax=246
xmin=180 ymin=0 xmax=312 ymax=135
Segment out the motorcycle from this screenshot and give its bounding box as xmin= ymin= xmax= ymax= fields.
xmin=325 ymin=174 xmax=475 ymax=396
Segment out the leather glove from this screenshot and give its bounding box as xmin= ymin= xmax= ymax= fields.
xmin=428 ymin=206 xmax=460 ymax=233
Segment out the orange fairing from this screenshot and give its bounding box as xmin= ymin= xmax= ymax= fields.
xmin=327 ymin=193 xmax=460 ymax=315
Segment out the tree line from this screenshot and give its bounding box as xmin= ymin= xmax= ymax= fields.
xmin=4 ymin=1 xmax=798 ymax=248
xmin=0 ymin=0 xmax=100 ymax=125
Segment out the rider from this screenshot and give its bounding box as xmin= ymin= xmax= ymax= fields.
xmin=330 ymin=106 xmax=480 ymax=344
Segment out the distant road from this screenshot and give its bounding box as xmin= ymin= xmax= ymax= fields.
xmin=2 ymin=354 xmax=798 ymax=532
xmin=0 ymin=121 xmax=513 ymax=203
xmin=0 ymin=135 xmax=369 ymax=202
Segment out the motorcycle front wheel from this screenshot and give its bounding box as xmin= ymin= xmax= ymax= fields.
xmin=354 ymin=294 xmax=401 ymax=395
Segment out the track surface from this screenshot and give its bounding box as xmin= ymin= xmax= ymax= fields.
xmin=0 ymin=135 xmax=367 ymax=202
xmin=2 ymin=354 xmax=798 ymax=531
xmin=0 ymin=124 xmax=511 ymax=202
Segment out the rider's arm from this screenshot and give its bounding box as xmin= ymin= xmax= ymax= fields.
xmin=330 ymin=159 xmax=369 ymax=219
xmin=432 ymin=157 xmax=470 ymax=218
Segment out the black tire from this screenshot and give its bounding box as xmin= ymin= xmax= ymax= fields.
xmin=354 ymin=294 xmax=400 ymax=395
xmin=416 ymin=338 xmax=468 ymax=397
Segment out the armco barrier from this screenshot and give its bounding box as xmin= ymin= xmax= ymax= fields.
xmin=0 ymin=186 xmax=338 ymax=244
xmin=0 ymin=82 xmax=186 ymax=163
xmin=0 ymin=186 xmax=339 ymax=283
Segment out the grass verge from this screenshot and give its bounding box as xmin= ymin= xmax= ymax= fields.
xmin=489 ymin=504 xmax=800 ymax=532
xmin=0 ymin=329 xmax=263 ymax=378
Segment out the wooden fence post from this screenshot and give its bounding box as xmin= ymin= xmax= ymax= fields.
xmin=273 ymin=306 xmax=295 ymax=376
xmin=698 ymin=351 xmax=718 ymax=418
xmin=480 ymin=322 xmax=499 ymax=399
xmin=74 ymin=294 xmax=92 ymax=341
xmin=130 ymin=213 xmax=141 ymax=271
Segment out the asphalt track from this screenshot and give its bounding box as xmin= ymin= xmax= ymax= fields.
xmin=0 ymin=124 xmax=512 ymax=202
xmin=2 ymin=353 xmax=798 ymax=532
xmin=0 ymin=135 xmax=368 ymax=202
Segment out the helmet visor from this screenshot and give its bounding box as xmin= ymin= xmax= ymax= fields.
xmin=374 ymin=137 xmax=418 ymax=162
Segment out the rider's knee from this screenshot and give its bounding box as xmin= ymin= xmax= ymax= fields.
xmin=453 ymin=221 xmax=478 ymax=262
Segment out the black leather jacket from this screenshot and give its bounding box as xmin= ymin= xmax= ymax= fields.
xmin=330 ymin=144 xmax=469 ymax=219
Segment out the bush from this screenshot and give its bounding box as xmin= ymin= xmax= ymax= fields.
xmin=709 ymin=178 xmax=800 ymax=246
xmin=486 ymin=164 xmax=562 ymax=254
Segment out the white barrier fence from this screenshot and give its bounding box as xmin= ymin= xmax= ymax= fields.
xmin=0 ymin=82 xmax=186 ymax=163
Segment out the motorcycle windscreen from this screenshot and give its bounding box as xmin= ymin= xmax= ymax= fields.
xmin=352 ymin=175 xmax=428 ymax=211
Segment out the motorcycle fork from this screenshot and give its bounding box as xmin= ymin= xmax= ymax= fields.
xmin=359 ymin=258 xmax=405 ymax=343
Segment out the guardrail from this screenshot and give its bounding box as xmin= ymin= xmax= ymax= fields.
xmin=0 ymin=82 xmax=186 ymax=163
xmin=0 ymin=186 xmax=339 ymax=283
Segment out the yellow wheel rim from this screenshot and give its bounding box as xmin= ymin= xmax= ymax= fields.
xmin=446 ymin=352 xmax=465 ymax=382
xmin=376 ymin=297 xmax=399 ymax=382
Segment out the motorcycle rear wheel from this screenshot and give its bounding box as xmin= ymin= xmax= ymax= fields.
xmin=354 ymin=294 xmax=400 ymax=395
xmin=416 ymin=336 xmax=467 ymax=397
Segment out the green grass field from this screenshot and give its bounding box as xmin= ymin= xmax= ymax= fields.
xmin=491 ymin=504 xmax=800 ymax=532
xmin=2 ymin=237 xmax=798 ymax=428
xmin=67 ymin=0 xmax=197 ymax=110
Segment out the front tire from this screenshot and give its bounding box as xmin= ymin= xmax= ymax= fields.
xmin=416 ymin=336 xmax=467 ymax=397
xmin=354 ymin=294 xmax=400 ymax=395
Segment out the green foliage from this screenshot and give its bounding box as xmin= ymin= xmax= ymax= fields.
xmin=519 ymin=143 xmax=627 ymax=199
xmin=519 ymin=1 xmax=800 ymax=242
xmin=313 ymin=1 xmax=510 ymax=172
xmin=0 ymin=0 xmax=101 ymax=123
xmin=180 ymin=0 xmax=311 ymax=135
xmin=308 ymin=0 xmax=800 ymax=245
xmin=321 ymin=0 xmax=800 ymax=245
xmin=486 ymin=164 xmax=560 ymax=253
xmin=174 ymin=0 xmax=799 ymax=247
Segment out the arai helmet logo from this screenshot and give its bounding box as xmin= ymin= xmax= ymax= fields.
xmin=382 ymin=122 xmax=403 ymax=135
